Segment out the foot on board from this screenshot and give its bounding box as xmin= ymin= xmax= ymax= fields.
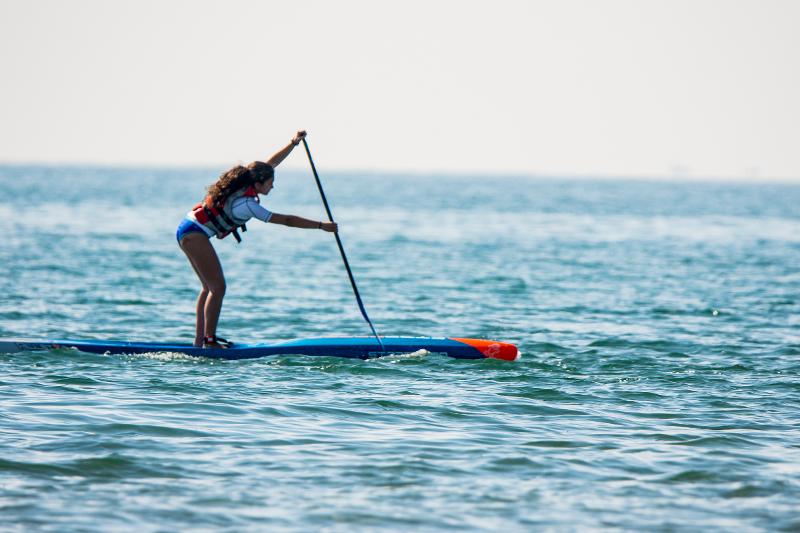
xmin=202 ymin=336 xmax=233 ymax=349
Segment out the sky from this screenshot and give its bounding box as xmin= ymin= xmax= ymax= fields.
xmin=1 ymin=0 xmax=799 ymax=181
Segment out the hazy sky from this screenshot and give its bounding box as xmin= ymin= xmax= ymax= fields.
xmin=1 ymin=0 xmax=798 ymax=180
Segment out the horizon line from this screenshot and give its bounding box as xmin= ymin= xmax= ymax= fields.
xmin=0 ymin=159 xmax=797 ymax=185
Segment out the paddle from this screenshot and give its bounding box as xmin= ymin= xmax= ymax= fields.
xmin=301 ymin=138 xmax=385 ymax=351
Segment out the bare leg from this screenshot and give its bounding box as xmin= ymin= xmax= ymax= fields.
xmin=187 ymin=263 xmax=209 ymax=346
xmin=181 ymin=245 xmax=212 ymax=345
xmin=179 ymin=233 xmax=226 ymax=345
xmin=193 ymin=289 xmax=209 ymax=346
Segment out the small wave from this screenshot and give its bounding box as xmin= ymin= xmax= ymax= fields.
xmin=381 ymin=349 xmax=431 ymax=361
xmin=487 ymin=456 xmax=544 ymax=468
xmin=502 ymin=387 xmax=576 ymax=401
xmin=627 ymin=410 xmax=685 ymax=420
xmin=672 ymin=435 xmax=760 ymax=448
xmin=0 ymin=454 xmax=170 ymax=480
xmin=482 ymin=402 xmax=589 ymax=416
xmin=528 ymin=341 xmax=568 ymax=353
xmin=369 ymin=349 xmax=430 ymax=361
xmin=523 ymin=439 xmax=593 ymax=448
xmin=777 ymin=345 xmax=800 ymax=356
xmin=122 ymin=351 xmax=211 ymax=363
xmin=50 ymin=375 xmax=103 ymax=386
xmin=651 ymin=306 xmax=725 ymax=317
xmin=662 ymin=469 xmax=723 ymax=484
xmin=84 ymin=422 xmax=212 ymax=438
xmin=587 ymin=337 xmax=689 ymax=353
xmin=723 ymin=482 xmax=788 ymax=498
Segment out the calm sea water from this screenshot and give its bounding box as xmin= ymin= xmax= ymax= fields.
xmin=1 ymin=165 xmax=799 ymax=531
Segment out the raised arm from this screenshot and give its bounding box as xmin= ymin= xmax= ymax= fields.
xmin=266 ymin=130 xmax=307 ymax=168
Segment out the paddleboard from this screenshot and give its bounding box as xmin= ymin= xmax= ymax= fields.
xmin=0 ymin=336 xmax=520 ymax=361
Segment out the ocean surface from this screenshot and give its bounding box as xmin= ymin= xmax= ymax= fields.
xmin=1 ymin=164 xmax=799 ymax=531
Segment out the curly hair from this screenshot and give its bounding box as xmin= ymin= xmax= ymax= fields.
xmin=207 ymin=161 xmax=274 ymax=206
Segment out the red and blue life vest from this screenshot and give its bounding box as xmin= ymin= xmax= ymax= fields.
xmin=191 ymin=186 xmax=259 ymax=242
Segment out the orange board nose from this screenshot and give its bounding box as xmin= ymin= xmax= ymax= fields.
xmin=451 ymin=338 xmax=520 ymax=361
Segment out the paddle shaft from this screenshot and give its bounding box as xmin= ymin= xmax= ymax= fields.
xmin=301 ymin=139 xmax=384 ymax=350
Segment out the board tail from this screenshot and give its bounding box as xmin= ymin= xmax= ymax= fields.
xmin=450 ymin=338 xmax=520 ymax=361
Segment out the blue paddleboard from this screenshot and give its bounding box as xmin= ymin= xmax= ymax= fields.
xmin=0 ymin=336 xmax=520 ymax=361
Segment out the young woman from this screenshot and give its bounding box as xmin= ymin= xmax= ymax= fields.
xmin=176 ymin=130 xmax=337 ymax=348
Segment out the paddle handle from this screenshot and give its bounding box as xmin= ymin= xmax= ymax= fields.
xmin=302 ymin=139 xmax=384 ymax=351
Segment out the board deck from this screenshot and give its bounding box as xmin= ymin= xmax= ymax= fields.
xmin=0 ymin=336 xmax=520 ymax=361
